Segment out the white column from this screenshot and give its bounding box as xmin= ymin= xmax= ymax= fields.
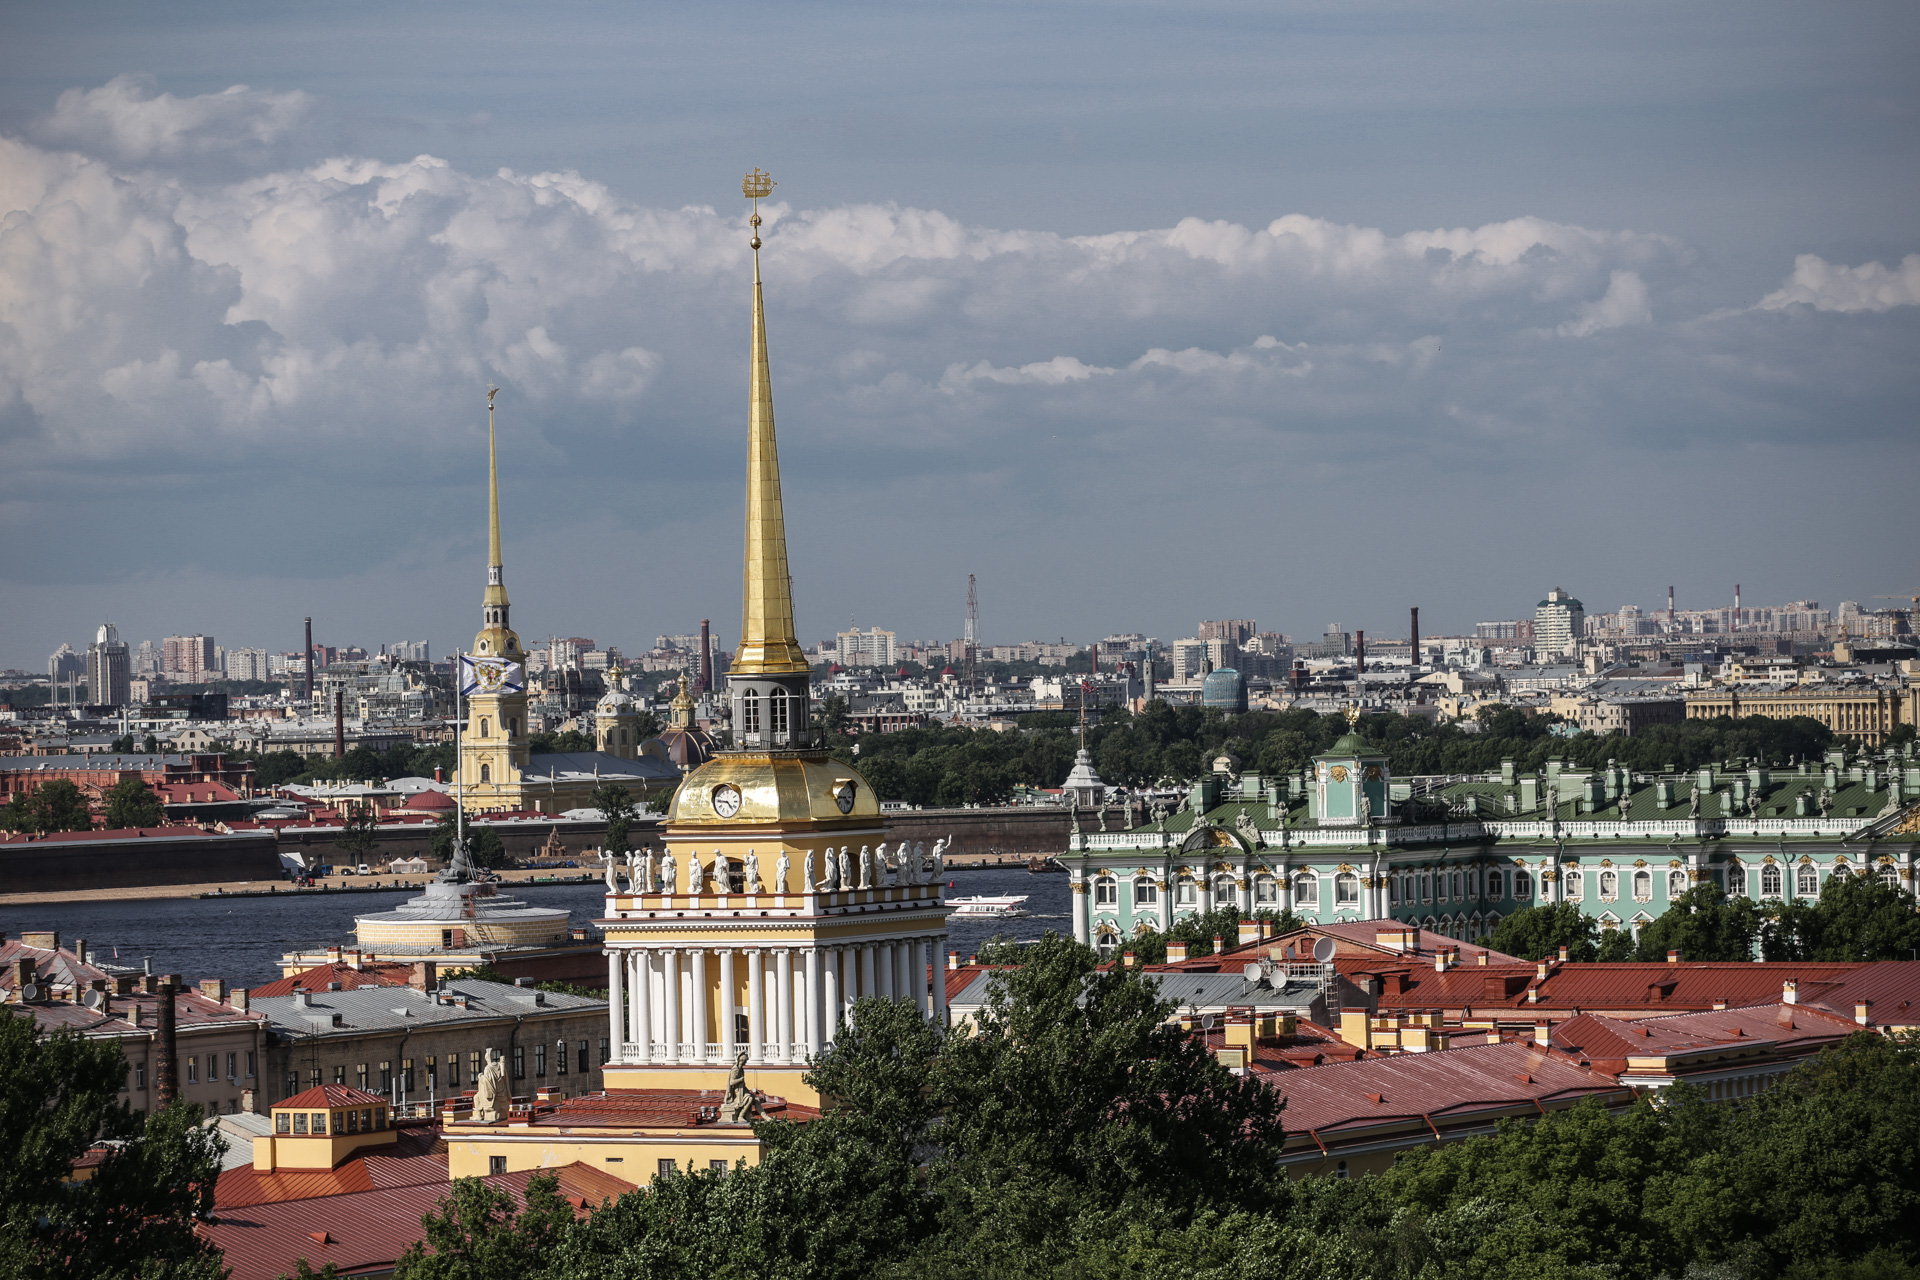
xmin=606 ymin=947 xmax=625 ymax=1062
xmin=1071 ymin=878 xmax=1089 ymax=945
xmin=774 ymin=948 xmax=793 ymax=1063
xmin=803 ymin=947 xmax=822 ymax=1062
xmin=875 ymin=942 xmax=894 ymax=1001
xmin=931 ymin=935 xmax=948 ymax=1026
xmin=746 ymin=949 xmax=766 ymax=1066
xmin=661 ymin=948 xmax=681 ymax=1064
xmin=690 ymin=948 xmax=709 ymax=1063
xmin=719 ymin=947 xmax=736 ymax=1062
xmin=899 ymin=939 xmax=916 ymax=1008
xmin=821 ymin=947 xmax=839 ymax=1050
xmin=632 ymin=949 xmax=652 ymax=1063
xmin=838 ymin=947 xmax=856 ymax=1026
xmin=858 ymin=944 xmax=876 ymax=1008
xmin=916 ymin=937 xmax=933 ymax=1017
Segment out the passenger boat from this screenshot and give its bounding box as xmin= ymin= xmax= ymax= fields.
xmin=1026 ymin=855 xmax=1064 ymax=873
xmin=947 ymin=894 xmax=1031 ymax=918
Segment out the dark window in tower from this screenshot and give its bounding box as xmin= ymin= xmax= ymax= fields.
xmin=742 ymin=689 xmax=761 ymax=735
xmin=770 ymin=689 xmax=789 ymax=735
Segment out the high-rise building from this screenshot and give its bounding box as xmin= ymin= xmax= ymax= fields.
xmin=1198 ymin=619 xmax=1256 ymax=646
xmin=163 ymin=635 xmax=217 ymax=678
xmin=87 ymin=623 xmax=131 ymax=708
xmin=1172 ymin=637 xmax=1238 ymax=683
xmin=47 ymin=643 xmax=83 ymax=684
xmin=1534 ymin=588 xmax=1585 ymax=659
xmin=134 ymin=639 xmax=160 ymax=675
xmin=225 ymin=647 xmax=273 ymax=682
xmin=386 ymin=640 xmax=431 ymax=662
xmin=835 ymin=626 xmax=897 ymax=667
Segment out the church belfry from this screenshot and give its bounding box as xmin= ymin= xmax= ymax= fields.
xmin=461 ymin=388 xmax=529 ymax=789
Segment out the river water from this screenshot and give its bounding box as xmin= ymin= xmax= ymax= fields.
xmin=0 ymin=869 xmax=1072 ymax=988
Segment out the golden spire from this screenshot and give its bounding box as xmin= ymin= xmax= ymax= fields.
xmin=733 ymin=170 xmax=809 ymax=676
xmin=485 ymin=387 xmax=507 ymax=606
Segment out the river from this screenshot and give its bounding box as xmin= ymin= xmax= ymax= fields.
xmin=0 ymin=868 xmax=1072 ymax=988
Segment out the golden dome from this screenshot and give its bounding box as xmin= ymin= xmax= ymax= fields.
xmin=667 ymin=752 xmax=881 ymax=827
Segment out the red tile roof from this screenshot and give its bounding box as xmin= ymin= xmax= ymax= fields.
xmin=248 ymin=963 xmax=411 ymax=998
xmin=1273 ymin=1039 xmax=1627 ymax=1136
xmin=1796 ymin=961 xmax=1920 ymax=1029
xmin=214 ymin=1126 xmax=447 ymax=1210
xmin=277 ymin=1083 xmax=390 ymax=1111
xmin=202 ymin=1161 xmax=632 ymax=1280
xmin=1357 ymin=959 xmax=1870 ymax=1019
xmin=1551 ymin=1002 xmax=1861 ymax=1077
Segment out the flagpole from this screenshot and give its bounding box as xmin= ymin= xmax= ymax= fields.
xmin=454 ymin=652 xmax=465 ymax=854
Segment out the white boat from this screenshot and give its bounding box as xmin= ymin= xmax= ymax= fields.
xmin=948 ymin=894 xmax=1031 ymax=918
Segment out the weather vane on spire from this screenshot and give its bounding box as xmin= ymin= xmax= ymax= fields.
xmin=743 ymin=168 xmax=774 ymax=249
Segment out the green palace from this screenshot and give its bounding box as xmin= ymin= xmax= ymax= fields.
xmin=1063 ymin=710 xmax=1920 ymax=958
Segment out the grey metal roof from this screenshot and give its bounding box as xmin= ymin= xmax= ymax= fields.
xmin=949 ymin=966 xmax=1323 ymax=1014
xmin=523 ymin=751 xmax=680 ymax=783
xmin=2 ymin=753 xmax=189 ymax=768
xmin=252 ymin=977 xmax=603 ymax=1039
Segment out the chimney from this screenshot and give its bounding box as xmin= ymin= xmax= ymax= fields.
xmin=199 ymin=978 xmax=228 ymax=1003
xmin=1356 ymin=630 xmax=1366 ymax=675
xmin=1536 ymin=960 xmax=1549 ymax=980
xmin=1238 ymin=920 xmax=1260 ymax=946
xmin=334 ymin=692 xmax=345 ymax=758
xmin=346 ymin=948 xmax=362 ymax=969
xmin=1166 ymin=941 xmax=1189 ymax=964
xmin=947 ymin=951 xmax=959 ymax=971
xmin=1476 ymin=951 xmax=1489 ymax=967
xmin=1782 ymin=978 xmax=1797 ymax=1005
xmin=1534 ymin=1020 xmax=1551 ymax=1047
xmin=154 ymin=981 xmax=179 ymax=1106
xmin=1211 ymin=935 xmax=1225 ymax=956
xmin=434 ymin=767 xmax=444 ymax=784
xmin=1558 ymin=945 xmax=1570 ymax=963
xmin=1667 ymin=585 xmax=1675 ymax=623
xmin=12 ymin=957 xmax=34 ymax=992
xmin=1666 ymin=950 xmax=1680 ymax=964
xmin=1410 ymin=607 xmax=1420 ymax=667
xmin=699 ymin=619 xmax=712 ymax=694
xmin=304 ymin=617 xmax=314 ymax=702
xmin=1121 ymin=951 xmax=1136 ymax=969
xmin=1855 ymin=1001 xmax=1871 ymax=1026
xmin=1434 ymin=952 xmax=1449 ymax=973
xmin=1712 ymin=997 xmax=1728 ymax=1011
xmin=230 ymin=988 xmax=250 ymax=1013
xmin=409 ymin=961 xmax=437 ymax=991
xmin=73 ymin=937 xmax=88 ymax=967
xmin=1734 ymin=583 xmax=1741 ymax=630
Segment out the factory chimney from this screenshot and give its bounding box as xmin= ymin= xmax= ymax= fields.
xmin=154 ymin=980 xmax=179 ymax=1106
xmin=1409 ymin=607 xmax=1420 ymax=669
xmin=699 ymin=619 xmax=712 ymax=693
xmin=1668 ymin=585 xmax=1675 ymax=624
xmin=304 ymin=617 xmax=314 ymax=703
xmin=1356 ymin=630 xmax=1366 ymax=675
xmin=1733 ymin=583 xmax=1741 ymax=632
xmin=334 ymin=691 xmax=345 ymax=757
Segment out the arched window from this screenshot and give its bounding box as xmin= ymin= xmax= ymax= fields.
xmin=1094 ymin=929 xmax=1117 ymax=960
xmin=1254 ymin=875 xmax=1278 ymax=904
xmin=1726 ymin=863 xmax=1746 ymax=897
xmin=741 ymin=689 xmax=761 ymax=736
xmin=1436 ymin=873 xmax=1449 ymax=903
xmin=479 ymin=718 xmax=490 ymax=738
xmin=1294 ymin=873 xmax=1319 ymax=906
xmin=1451 ymin=871 xmax=1463 ymax=901
xmin=1484 ymin=911 xmax=1501 ymax=932
xmin=1133 ymin=877 xmax=1158 ymax=905
xmin=1213 ymin=874 xmax=1237 ymax=903
xmin=1564 ymin=869 xmax=1583 ymax=901
xmin=479 ymin=764 xmax=490 ymax=783
xmin=1761 ymin=864 xmax=1782 ymax=897
xmin=1796 ymin=864 xmax=1819 ymax=897
xmin=1093 ymin=876 xmax=1117 ymax=907
xmin=1632 ymin=869 xmax=1652 ymax=901
xmin=1879 ymin=863 xmax=1900 ymax=889
xmin=1419 ymin=873 xmax=1432 ymax=902
xmin=1668 ymin=870 xmax=1688 ymax=898
xmin=769 ymin=688 xmax=790 ymax=736
xmin=1513 ymin=870 xmax=1533 ymax=900
xmin=1486 ymin=869 xmax=1504 ymax=900
xmin=1177 ymin=878 xmax=1197 ymax=905
xmin=1335 ymin=872 xmax=1361 ymax=906
xmin=1599 ymin=869 xmax=1618 ymax=900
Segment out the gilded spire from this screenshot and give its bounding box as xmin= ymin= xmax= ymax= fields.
xmin=474 ymin=387 xmax=519 ymax=657
xmin=733 ymin=170 xmax=809 ymax=676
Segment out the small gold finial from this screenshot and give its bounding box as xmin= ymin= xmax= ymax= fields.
xmin=743 ymin=168 xmax=774 ymax=248
xmin=1345 ymin=704 xmax=1361 ymax=730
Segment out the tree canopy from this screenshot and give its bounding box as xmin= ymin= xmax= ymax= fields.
xmin=0 ymin=779 xmax=95 ymax=835
xmin=1763 ymin=873 xmax=1920 ymax=962
xmin=101 ymin=778 xmax=165 ymax=830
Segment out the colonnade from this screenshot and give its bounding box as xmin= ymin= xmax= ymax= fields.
xmin=606 ymin=934 xmax=949 ymax=1067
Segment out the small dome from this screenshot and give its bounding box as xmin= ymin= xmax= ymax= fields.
xmin=399 ymin=790 xmax=456 ymax=812
xmin=1201 ymin=667 xmax=1247 ymax=712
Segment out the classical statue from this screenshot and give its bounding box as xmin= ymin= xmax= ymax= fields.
xmin=471 ymin=1048 xmax=509 ymax=1123
xmin=717 ymin=1049 xmax=760 ymax=1124
xmin=805 ymin=847 xmax=820 ymax=890
xmin=600 ymin=849 xmax=619 ymax=891
xmin=1689 ymin=786 xmax=1701 ymax=818
xmin=858 ymin=845 xmax=873 ymax=889
xmin=643 ymin=848 xmax=657 ymax=892
xmin=1235 ymin=810 xmax=1260 ymax=846
xmin=838 ymin=846 xmax=853 ymax=889
xmin=744 ymin=849 xmax=762 ymax=893
xmin=930 ymin=837 xmax=947 ymax=879
xmin=775 ymin=849 xmax=791 ymax=894
xmin=660 ymin=849 xmax=678 ymax=895
xmin=687 ymin=851 xmax=706 ymax=894
xmin=713 ymin=850 xmax=730 ymax=895
xmin=625 ymin=848 xmax=642 ymax=892
xmin=901 ymin=840 xmax=921 ymax=885
xmin=914 ymin=840 xmax=929 ymax=881
xmin=1151 ymin=799 xmax=1168 ymax=832
xmin=1819 ymin=788 xmax=1835 ymax=817
xmin=1096 ymin=798 xmax=1110 ymax=832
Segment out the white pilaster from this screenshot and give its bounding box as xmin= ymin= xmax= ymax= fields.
xmin=1070 ymin=877 xmax=1089 ymax=945
xmin=931 ymin=935 xmax=948 ymax=1026
xmin=746 ymin=948 xmax=765 ymax=1065
xmin=838 ymin=946 xmax=855 ymax=1027
xmin=632 ymin=949 xmax=652 ymax=1064
xmin=820 ymin=947 xmax=839 ymax=1050
xmin=803 ymin=947 xmax=822 ymax=1062
xmin=858 ymin=944 xmax=875 ymax=1012
xmin=774 ymin=947 xmax=793 ymax=1063
xmin=690 ymin=947 xmax=709 ymax=1063
xmin=719 ymin=947 xmax=736 ymax=1062
xmin=606 ymin=947 xmax=625 ymax=1062
xmin=875 ymin=942 xmax=894 ymax=1001
xmin=661 ymin=948 xmax=681 ymax=1064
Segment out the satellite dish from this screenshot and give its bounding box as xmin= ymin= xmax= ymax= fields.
xmin=19 ymin=983 xmax=40 ymax=1003
xmin=1201 ymin=1013 xmax=1217 ymax=1032
xmin=1242 ymin=963 xmax=1264 ymax=981
xmin=1311 ymin=937 xmax=1337 ymax=963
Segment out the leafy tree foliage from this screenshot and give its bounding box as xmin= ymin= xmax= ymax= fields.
xmin=102 ymin=777 xmax=165 ymax=829
xmin=429 ymin=812 xmax=507 ymax=870
xmin=1483 ymin=901 xmax=1603 ymax=961
xmin=0 ymin=779 xmax=95 ymax=834
xmin=589 ymin=783 xmax=638 ymax=856
xmin=1630 ymin=881 xmax=1765 ymax=962
xmin=332 ymin=802 xmax=382 ymax=862
xmin=227 ymin=742 xmax=456 ymax=788
xmin=1763 ymin=872 xmax=1920 ymax=962
xmin=528 ymin=729 xmax=594 ymax=754
xmin=391 ymin=1173 xmax=576 ymax=1280
xmin=0 ymin=1015 xmax=226 ymax=1280
xmin=1123 ymin=906 xmax=1306 ymax=964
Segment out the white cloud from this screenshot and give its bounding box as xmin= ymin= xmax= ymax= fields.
xmin=1756 ymin=253 xmax=1920 ymax=313
xmin=1558 ymin=270 xmax=1652 ymax=336
xmin=32 ymin=73 xmax=313 ymax=166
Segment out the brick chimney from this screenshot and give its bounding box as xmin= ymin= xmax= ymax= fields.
xmin=1211 ymin=936 xmax=1225 ymax=956
xmin=1167 ymin=941 xmax=1189 ymax=964
xmin=1238 ymin=920 xmax=1260 ymax=946
xmin=1534 ymin=1020 xmax=1551 ymax=1047
xmin=1855 ymin=1001 xmax=1871 ymax=1025
xmin=1476 ymin=951 xmax=1489 ymax=967
xmin=1557 ymin=945 xmax=1569 ymax=962
xmin=199 ymin=978 xmax=228 ymax=1003
xmin=1666 ymin=949 xmax=1681 ymax=964
xmin=947 ymin=951 xmax=959 ymax=971
xmin=409 ymin=961 xmax=437 ymax=991
xmin=1782 ymin=978 xmax=1798 ymax=1005
xmin=154 ymin=981 xmax=179 ymax=1106
xmin=1121 ymin=951 xmax=1136 ymax=969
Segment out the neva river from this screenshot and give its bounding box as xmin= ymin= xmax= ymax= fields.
xmin=1 ymin=868 xmax=1072 ymax=988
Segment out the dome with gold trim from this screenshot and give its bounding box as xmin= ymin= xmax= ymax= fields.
xmin=667 ymin=753 xmax=881 ymax=827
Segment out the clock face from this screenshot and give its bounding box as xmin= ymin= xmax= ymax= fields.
xmin=711 ymin=784 xmax=742 ymax=818
xmin=834 ymin=781 xmax=857 ymax=814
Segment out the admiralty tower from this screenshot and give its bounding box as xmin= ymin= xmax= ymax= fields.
xmin=598 ymin=172 xmax=951 ymax=1107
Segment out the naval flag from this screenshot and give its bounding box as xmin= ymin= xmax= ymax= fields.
xmin=459 ymin=654 xmax=524 ymax=697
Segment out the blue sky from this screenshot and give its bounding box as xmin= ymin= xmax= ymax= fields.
xmin=3 ymin=1 xmax=1916 ymax=667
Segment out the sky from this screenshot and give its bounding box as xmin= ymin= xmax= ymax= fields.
xmin=3 ymin=1 xmax=1917 ymax=669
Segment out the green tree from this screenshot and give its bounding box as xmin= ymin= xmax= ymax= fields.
xmin=0 ymin=1015 xmax=226 ymax=1280
xmin=430 ymin=813 xmax=507 ymax=871
xmin=333 ymin=802 xmax=382 ymax=863
xmin=102 ymin=778 xmax=166 ymax=830
xmin=1481 ymin=902 xmax=1601 ymax=961
xmin=528 ymin=729 xmax=593 ymax=754
xmin=590 ymin=784 xmax=638 ymax=857
xmin=815 ymin=693 xmax=850 ymax=736
xmin=1763 ymin=872 xmax=1920 ymax=962
xmin=1629 ymin=881 xmax=1764 ymax=962
xmin=391 ymin=1173 xmax=576 ymax=1280
xmin=109 ymin=734 xmax=135 ymax=753
xmin=0 ymin=779 xmax=95 ymax=835
xmin=142 ymin=733 xmax=160 ymax=754
xmin=1122 ymin=906 xmax=1301 ymax=965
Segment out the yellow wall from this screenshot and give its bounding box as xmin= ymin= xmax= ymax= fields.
xmin=446 ymin=1129 xmax=763 ymax=1180
xmin=600 ymin=1062 xmax=820 ymax=1107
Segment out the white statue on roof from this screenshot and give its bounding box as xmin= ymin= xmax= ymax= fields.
xmin=744 ymin=849 xmax=762 ymax=893
xmin=472 ymin=1047 xmax=508 ymax=1123
xmin=713 ymin=850 xmax=730 ymax=895
xmin=837 ymin=845 xmax=853 ymax=890
xmin=660 ymin=848 xmax=677 ymax=895
xmin=775 ymin=848 xmax=790 ymax=894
